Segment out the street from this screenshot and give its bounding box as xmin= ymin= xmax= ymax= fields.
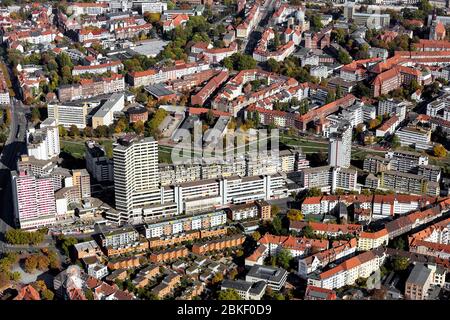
xmin=0 ymin=97 xmax=29 ymax=233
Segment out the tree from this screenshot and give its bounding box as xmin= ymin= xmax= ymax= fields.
xmin=218 ymin=289 xmax=242 ymax=300
xmin=24 ymin=255 xmax=38 ymax=273
xmin=251 ymin=231 xmax=261 ymax=242
xmin=228 ymin=269 xmax=238 ymax=280
xmin=273 ymin=31 xmax=281 ymax=48
xmin=41 ymin=289 xmax=54 ymax=300
xmin=433 ymin=144 xmax=447 ymax=158
xmin=287 ymin=209 xmax=303 ymax=221
xmin=302 ymin=225 xmax=315 ymax=238
xmin=133 ymin=120 xmax=145 ymax=135
xmin=393 ymin=257 xmax=409 ymax=271
xmin=212 ymin=272 xmax=224 ymax=285
xmin=271 ymin=205 xmax=281 ymax=216
xmin=272 ymin=216 xmax=282 ymax=235
xmin=276 ymin=249 xmax=292 ymax=269
xmin=85 ymin=289 xmax=94 ymax=300
xmin=31 ymin=107 xmax=41 ymax=123
xmin=83 ymin=126 xmax=93 ymax=138
xmin=325 ymin=89 xmax=336 ymax=104
xmin=59 ymin=125 xmax=68 ymax=137
xmin=144 ymin=12 xmax=161 ymax=24
xmin=69 ymin=125 xmax=80 ymax=137
xmin=368 ymin=118 xmax=381 ymax=130
xmin=5 ymin=229 xmax=44 ymax=245
xmin=267 ymin=58 xmax=281 ymax=73
xmin=222 ymin=53 xmax=257 ymax=71
xmin=337 ymin=49 xmax=352 ymax=64
xmin=392 ymin=237 xmax=406 ymax=250
xmin=391 ymin=134 xmax=400 ymax=149
xmin=36 ymin=255 xmax=50 ymax=271
xmin=57 ymin=236 xmax=78 ymax=257
xmin=306 ymin=187 xmax=322 ymax=197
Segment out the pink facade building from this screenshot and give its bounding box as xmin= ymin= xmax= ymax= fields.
xmin=11 ymin=170 xmax=57 ymax=230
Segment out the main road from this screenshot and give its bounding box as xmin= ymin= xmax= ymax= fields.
xmin=0 ymin=77 xmax=29 ymax=235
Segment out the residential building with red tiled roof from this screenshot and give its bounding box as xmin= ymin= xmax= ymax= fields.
xmin=13 ymin=285 xmax=41 ymax=300
xmin=358 ymin=228 xmax=389 ymax=251
xmin=163 ymin=14 xmax=189 ymax=32
xmin=298 ymin=239 xmax=357 ymax=278
xmin=308 ymin=248 xmax=387 ymax=290
xmin=258 ymin=233 xmax=328 ymax=258
xmin=295 ymin=94 xmax=357 ymax=131
xmin=191 ymin=70 xmax=229 ymax=106
xmin=304 ymin=285 xmax=337 ymax=300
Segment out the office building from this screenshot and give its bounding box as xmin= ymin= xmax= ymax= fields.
xmin=220 ymin=280 xmax=266 ymax=300
xmin=245 ymin=265 xmax=288 ymax=291
xmin=91 ymin=93 xmax=125 ymax=129
xmin=396 ymin=126 xmax=431 ymax=151
xmin=47 ymin=103 xmax=89 ymax=129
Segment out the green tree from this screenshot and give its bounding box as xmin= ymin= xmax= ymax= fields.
xmin=325 ymin=89 xmax=336 ymax=104
xmin=24 ymin=255 xmax=38 ymax=273
xmin=287 ymin=209 xmax=303 ymax=221
xmin=59 ymin=125 xmax=68 ymax=137
xmin=251 ymin=231 xmax=261 ymax=242
xmin=306 ymin=187 xmax=322 ymax=197
xmin=271 ymin=205 xmax=281 ymax=216
xmin=276 ymin=249 xmax=292 ymax=269
xmin=31 ymin=107 xmax=41 ymax=123
xmin=393 ymin=257 xmax=409 ymax=271
xmin=69 ymin=125 xmax=80 ymax=137
xmin=272 ymin=216 xmax=282 ymax=235
xmin=391 ymin=134 xmax=400 ymax=149
xmin=218 ymin=289 xmax=242 ymax=300
xmin=337 ymin=49 xmax=352 ymax=64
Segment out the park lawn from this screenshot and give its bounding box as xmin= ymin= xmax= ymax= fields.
xmin=61 ymin=138 xmax=114 ymax=159
xmin=61 ymin=139 xmax=85 ymax=159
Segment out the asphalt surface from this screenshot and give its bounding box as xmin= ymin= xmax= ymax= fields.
xmin=0 ymin=95 xmax=29 ymax=233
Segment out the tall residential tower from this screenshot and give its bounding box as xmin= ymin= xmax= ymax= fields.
xmin=328 ymin=120 xmax=352 ymax=168
xmin=113 ymin=135 xmax=161 ymax=223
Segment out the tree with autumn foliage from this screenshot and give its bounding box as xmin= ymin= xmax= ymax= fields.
xmin=433 ymin=144 xmax=447 ymax=158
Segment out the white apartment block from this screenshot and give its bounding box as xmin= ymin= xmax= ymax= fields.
xmin=26 ymin=118 xmax=60 ymax=161
xmin=143 ymin=210 xmax=227 ymax=239
xmin=301 ymin=166 xmax=358 ymax=193
xmin=378 ymin=99 xmax=407 ymax=121
xmin=328 ymin=120 xmax=352 ymax=168
xmin=308 ymin=249 xmax=386 ymax=290
xmin=341 ymin=104 xmax=363 ymax=127
xmin=138 ymin=1 xmax=167 ymax=14
xmin=396 ymin=126 xmax=431 ymax=151
xmin=113 ymin=136 xmax=161 ymax=223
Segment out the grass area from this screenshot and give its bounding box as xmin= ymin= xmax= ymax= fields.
xmin=61 ymin=138 xmax=114 ymax=159
xmin=61 ymin=140 xmax=85 ymax=159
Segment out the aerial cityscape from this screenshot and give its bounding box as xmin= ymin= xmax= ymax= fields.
xmin=0 ymin=0 xmax=450 ymax=302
